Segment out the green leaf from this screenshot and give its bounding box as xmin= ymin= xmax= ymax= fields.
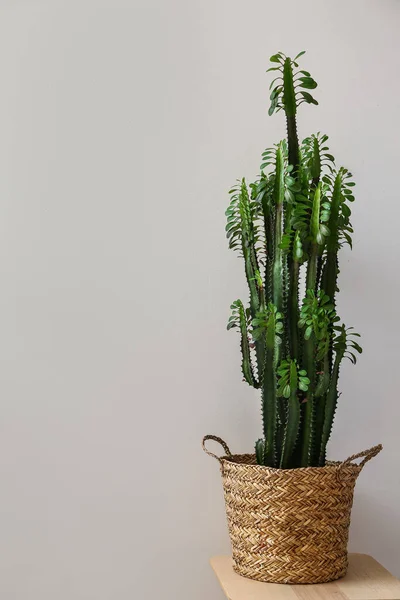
xmin=269 ymin=77 xmax=282 ymax=90
xmin=299 ymin=78 xmax=318 ymax=90
xmin=270 ymin=86 xmax=282 ymax=100
xmin=270 ymin=54 xmax=282 ymax=63
xmin=348 ymin=352 xmax=357 ymax=364
xmin=268 ymin=96 xmax=279 ymax=116
xmin=294 ymin=50 xmax=306 ymax=61
xmin=300 ymin=91 xmax=318 ymax=105
xmin=255 ymin=439 xmax=265 ymax=465
xmin=320 ymin=224 xmax=330 ymax=237
xmin=342 ymin=204 xmax=351 ymax=217
xmin=305 ymin=325 xmax=313 ymax=339
xmin=351 ymin=341 xmax=363 ymax=353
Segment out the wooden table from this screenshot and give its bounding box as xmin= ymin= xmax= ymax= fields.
xmin=210 ymin=555 xmax=400 ymax=600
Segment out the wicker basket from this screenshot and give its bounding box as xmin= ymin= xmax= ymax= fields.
xmin=203 ymin=435 xmax=382 ymax=584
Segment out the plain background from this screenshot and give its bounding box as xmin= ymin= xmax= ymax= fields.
xmin=0 ymin=0 xmax=399 ymax=599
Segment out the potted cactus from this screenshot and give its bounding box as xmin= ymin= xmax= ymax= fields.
xmin=203 ymin=51 xmax=382 ymax=585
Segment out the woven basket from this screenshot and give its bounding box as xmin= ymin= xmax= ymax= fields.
xmin=203 ymin=435 xmax=382 ymax=584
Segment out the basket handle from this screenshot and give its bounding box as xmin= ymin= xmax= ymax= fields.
xmin=340 ymin=444 xmax=383 ymax=470
xmin=202 ymin=435 xmax=232 ymax=462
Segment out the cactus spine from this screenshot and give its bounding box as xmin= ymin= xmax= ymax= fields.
xmin=227 ymin=52 xmax=361 ymax=468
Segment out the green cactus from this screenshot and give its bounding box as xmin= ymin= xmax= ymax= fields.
xmin=227 ymin=51 xmax=362 ymax=468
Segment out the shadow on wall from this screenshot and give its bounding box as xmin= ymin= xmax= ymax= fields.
xmin=350 ymin=491 xmax=400 ymax=577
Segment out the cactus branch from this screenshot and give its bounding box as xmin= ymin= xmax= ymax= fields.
xmin=319 ymin=325 xmax=362 ymax=464
xmin=228 ymin=300 xmax=259 ymax=388
xmin=319 ymin=352 xmax=342 ymax=465
xmin=253 ymin=304 xmax=282 ymax=466
xmin=279 ymin=360 xmax=303 ymax=468
xmin=288 ymin=261 xmax=300 ymax=359
xmin=272 ymin=144 xmax=285 ymax=313
xmin=322 ymin=171 xmax=342 ymax=305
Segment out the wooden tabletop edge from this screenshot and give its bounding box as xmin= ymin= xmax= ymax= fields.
xmin=209 ymin=555 xmax=400 ymax=600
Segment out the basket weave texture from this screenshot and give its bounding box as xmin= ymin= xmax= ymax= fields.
xmin=203 ymin=435 xmax=382 ymax=585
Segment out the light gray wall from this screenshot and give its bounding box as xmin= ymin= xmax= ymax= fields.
xmin=0 ymin=1 xmax=398 ymax=599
